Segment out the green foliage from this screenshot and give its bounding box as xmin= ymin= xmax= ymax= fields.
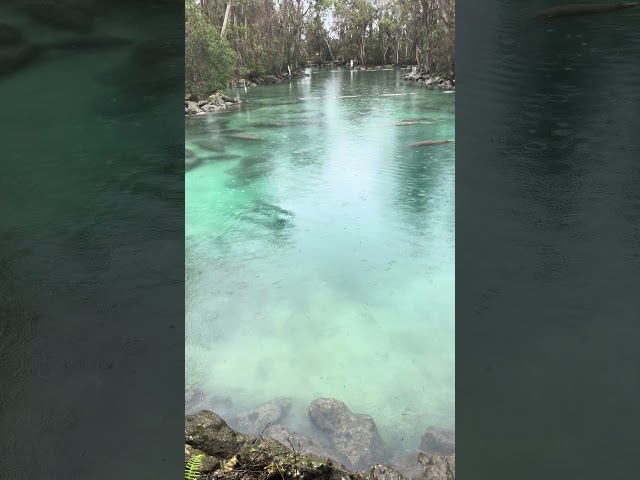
xmin=185 ymin=453 xmax=205 ymax=480
xmin=185 ymin=1 xmax=237 ymax=95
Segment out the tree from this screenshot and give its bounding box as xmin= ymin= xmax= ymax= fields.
xmin=185 ymin=0 xmax=236 ymax=95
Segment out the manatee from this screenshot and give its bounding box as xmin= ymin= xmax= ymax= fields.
xmin=386 ymin=120 xmax=435 ymax=126
xmin=192 ymin=139 xmax=225 ymax=152
xmin=534 ymin=3 xmax=638 ymax=19
xmin=411 ymin=140 xmax=453 ymax=147
xmin=253 ymin=200 xmax=294 ymax=218
xmin=47 ymin=36 xmax=133 ymax=52
xmin=185 ymin=156 xmax=203 ymax=171
xmin=0 ymin=23 xmax=22 ymax=45
xmin=19 ymin=3 xmax=95 ymax=33
xmin=207 ymin=153 xmax=241 ymax=162
xmin=228 ymin=133 xmax=263 ymax=141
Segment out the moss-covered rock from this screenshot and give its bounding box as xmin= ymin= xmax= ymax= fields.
xmin=185 ymin=410 xmax=254 ymax=459
xmin=184 ymin=444 xmax=221 ymax=474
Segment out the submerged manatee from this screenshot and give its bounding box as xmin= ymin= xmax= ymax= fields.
xmin=386 ymin=120 xmax=435 ymax=126
xmin=227 ymin=133 xmax=263 ymax=141
xmin=534 ymin=3 xmax=638 ymax=19
xmin=185 ymin=156 xmax=203 ymax=171
xmin=411 ymin=140 xmax=453 ymax=147
xmin=192 ymin=138 xmax=225 ymax=153
xmin=19 ymin=3 xmax=95 ymax=33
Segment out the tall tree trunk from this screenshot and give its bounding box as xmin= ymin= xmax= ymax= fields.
xmin=221 ymin=0 xmax=232 ymax=36
xmin=324 ymin=36 xmax=336 ymax=62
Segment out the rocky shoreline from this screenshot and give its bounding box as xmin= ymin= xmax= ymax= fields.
xmin=228 ymin=70 xmax=310 ymax=88
xmin=185 ymin=93 xmax=242 ymax=116
xmin=185 ymin=390 xmax=455 ymax=480
xmin=403 ymin=71 xmax=455 ymax=91
xmin=185 ymin=70 xmax=310 ymax=116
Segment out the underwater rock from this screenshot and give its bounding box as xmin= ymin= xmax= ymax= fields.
xmin=19 ymin=3 xmax=95 ymax=33
xmin=417 ymin=453 xmax=455 ymax=480
xmin=0 ymin=43 xmax=42 ymax=79
xmin=185 ymin=410 xmax=254 ymax=460
xmin=234 ymin=398 xmax=292 ymax=436
xmin=419 ymin=427 xmax=455 ymax=455
xmin=185 ymin=385 xmax=233 ymax=414
xmin=185 ymin=148 xmax=195 ymax=159
xmin=0 ymin=23 xmax=22 ymax=45
xmin=308 ymin=398 xmax=389 ymax=470
xmin=264 ymin=424 xmax=335 ymax=460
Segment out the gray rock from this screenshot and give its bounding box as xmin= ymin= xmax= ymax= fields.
xmin=264 ymin=424 xmax=335 ymax=460
xmin=234 ymin=398 xmax=292 ymax=435
xmin=207 ymin=93 xmax=227 ymax=107
xmin=390 ymin=452 xmax=426 ymax=480
xmin=308 ymin=398 xmax=388 ymax=470
xmin=201 ymin=103 xmax=225 ymax=112
xmin=186 ymin=101 xmax=203 ymax=115
xmin=420 ymin=427 xmax=455 ymax=455
xmin=184 ymin=410 xmax=254 ymax=459
xmin=417 ymin=453 xmax=455 ymax=480
xmin=365 ymin=465 xmax=409 ymax=480
xmin=184 ymin=444 xmax=220 ymax=474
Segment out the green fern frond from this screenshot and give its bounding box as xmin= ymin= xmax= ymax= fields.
xmin=185 ymin=453 xmax=205 ymax=480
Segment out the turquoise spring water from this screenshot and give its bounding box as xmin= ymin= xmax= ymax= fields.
xmin=185 ymin=67 xmax=454 ymax=454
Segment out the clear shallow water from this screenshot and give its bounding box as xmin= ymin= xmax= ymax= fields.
xmin=186 ymin=68 xmax=454 ymax=453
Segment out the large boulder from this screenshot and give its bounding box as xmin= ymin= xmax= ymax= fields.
xmin=417 ymin=453 xmax=455 ymax=480
xmin=389 ymin=452 xmax=426 ymax=480
xmin=184 ymin=444 xmax=221 ymax=474
xmin=234 ymin=398 xmax=292 ymax=435
xmin=308 ymin=398 xmax=388 ymax=470
xmin=185 ymin=410 xmax=254 ymax=459
xmin=419 ymin=427 xmax=455 ymax=455
xmin=364 ymin=465 xmax=409 ymax=480
xmin=264 ymin=424 xmax=335 ymax=460
xmin=186 ymin=101 xmax=203 ymax=115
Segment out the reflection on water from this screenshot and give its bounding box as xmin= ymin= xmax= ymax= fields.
xmin=458 ymin=0 xmax=640 ymax=476
xmin=186 ymin=68 xmax=455 ymax=454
